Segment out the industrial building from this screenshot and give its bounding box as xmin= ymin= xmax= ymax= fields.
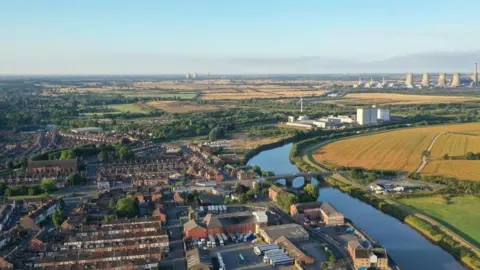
xmin=405 ymin=73 xmax=414 ymax=88
xmin=451 ymin=73 xmax=461 ymax=87
xmin=275 ymin=236 xmax=315 ymax=265
xmin=290 ymin=202 xmax=344 ymax=226
xmin=258 ymin=224 xmax=309 ymax=244
xmin=356 ymin=107 xmax=378 ymax=126
xmin=377 ymin=108 xmax=390 ymax=121
xmin=186 ymin=248 xmax=212 ymax=270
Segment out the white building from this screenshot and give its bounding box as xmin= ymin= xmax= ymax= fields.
xmin=288 ymin=116 xmax=295 ymax=123
xmin=377 ymin=109 xmax=390 ymax=121
xmin=97 ymin=181 xmax=110 ymax=189
xmin=356 ymin=108 xmax=378 ymax=125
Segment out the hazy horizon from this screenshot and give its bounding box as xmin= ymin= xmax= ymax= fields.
xmin=2 ymin=0 xmax=479 ymax=75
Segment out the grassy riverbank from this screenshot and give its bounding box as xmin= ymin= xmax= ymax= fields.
xmin=290 ymin=135 xmax=480 ymax=269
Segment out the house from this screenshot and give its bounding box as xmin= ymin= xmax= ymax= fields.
xmin=21 ymin=199 xmax=58 ymax=229
xmin=27 ymin=159 xmax=79 ymax=174
xmin=215 ymin=170 xmax=224 ymax=183
xmin=290 ymin=202 xmax=323 ymax=221
xmin=370 ymin=184 xmax=384 ymax=194
xmin=275 ymin=236 xmax=315 ymax=265
xmin=268 ymin=185 xmax=286 ymax=202
xmin=237 ymin=170 xmax=248 ymax=180
xmin=135 ymin=192 xmax=145 ymax=203
xmin=0 ymin=204 xmax=14 ymax=231
xmin=258 ymin=224 xmax=309 ymax=244
xmin=174 ymin=192 xmax=185 ymax=205
xmin=184 ymin=220 xmax=208 ymax=239
xmin=97 ymin=180 xmax=110 ymax=189
xmin=348 ymin=240 xmax=388 ymax=270
xmin=0 ymin=258 xmax=13 ymax=269
xmin=152 ymin=204 xmax=167 ymax=224
xmin=320 ymin=202 xmax=344 ymax=226
xmin=186 ymin=248 xmax=212 ymax=270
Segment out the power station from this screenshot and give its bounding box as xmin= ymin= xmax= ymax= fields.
xmin=437 ymin=73 xmax=447 ymax=87
xmin=421 ymin=73 xmax=430 ymax=87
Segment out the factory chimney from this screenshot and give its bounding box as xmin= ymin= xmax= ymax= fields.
xmin=474 ymin=63 xmax=478 ymax=85
xmin=421 ymin=73 xmax=430 ymax=87
xmin=405 ymin=73 xmax=414 ymax=86
xmin=451 ymin=73 xmax=461 ymax=87
xmin=438 ymin=73 xmax=447 ymax=87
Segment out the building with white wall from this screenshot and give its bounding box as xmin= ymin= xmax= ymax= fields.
xmin=356 ymin=108 xmax=378 ymax=125
xmin=377 ymin=109 xmax=390 ymax=121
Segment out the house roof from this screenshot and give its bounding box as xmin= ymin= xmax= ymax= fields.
xmin=275 ymin=236 xmax=313 ymax=262
xmin=203 ymin=212 xmax=257 ymax=228
xmin=186 ymin=248 xmax=212 ymax=269
xmin=260 ymin=224 xmax=308 ymax=242
xmin=28 ymin=159 xmax=78 ymax=169
xmin=293 ymin=202 xmax=323 ymax=213
xmin=184 ymin=220 xmax=202 ymax=232
xmin=320 ymin=202 xmax=343 ymax=217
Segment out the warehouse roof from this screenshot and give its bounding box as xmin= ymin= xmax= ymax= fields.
xmin=275 ymin=236 xmax=314 ymax=264
xmin=186 ymin=248 xmax=212 ymax=269
xmin=320 ymin=202 xmax=343 ymax=217
xmin=260 ymin=224 xmax=308 ymax=242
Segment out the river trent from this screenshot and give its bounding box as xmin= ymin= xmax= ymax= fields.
xmin=247 ymin=143 xmax=464 ymax=270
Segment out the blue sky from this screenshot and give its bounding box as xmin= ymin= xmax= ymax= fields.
xmin=1 ymin=0 xmax=479 ymax=74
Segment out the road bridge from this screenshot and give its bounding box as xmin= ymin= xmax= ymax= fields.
xmin=264 ymin=171 xmax=332 ymax=188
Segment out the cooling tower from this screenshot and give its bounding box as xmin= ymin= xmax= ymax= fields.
xmin=438 ymin=73 xmax=447 ymax=87
xmin=421 ymin=73 xmax=430 ymax=87
xmin=405 ymin=73 xmax=414 ymax=86
xmin=474 ymin=63 xmax=478 ymax=85
xmin=451 ymin=73 xmax=461 ymax=87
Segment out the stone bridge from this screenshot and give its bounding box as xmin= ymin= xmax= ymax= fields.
xmin=264 ymin=171 xmax=332 ymax=188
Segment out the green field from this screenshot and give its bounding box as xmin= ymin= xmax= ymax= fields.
xmin=399 ymin=195 xmax=480 ymax=245
xmin=105 ymin=103 xmax=152 ymax=114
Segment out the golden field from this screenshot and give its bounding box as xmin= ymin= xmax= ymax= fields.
xmin=422 ymin=160 xmax=480 ymax=181
xmin=313 ymin=123 xmax=480 ymax=174
xmin=430 ymin=133 xmax=480 ymax=158
xmin=202 ymin=90 xmax=326 ymax=100
xmin=326 ymin=93 xmax=480 ymax=105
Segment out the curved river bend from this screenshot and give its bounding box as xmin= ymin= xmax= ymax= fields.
xmin=247 ymin=143 xmax=464 ymax=270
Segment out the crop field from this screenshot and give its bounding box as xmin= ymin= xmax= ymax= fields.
xmin=201 ymin=89 xmax=326 ymax=100
xmin=399 ymin=195 xmax=480 ymax=244
xmin=324 ymin=93 xmax=480 ymax=105
xmin=103 ymin=103 xmax=152 ymax=114
xmin=313 ymin=123 xmax=480 ymax=174
xmin=422 ymin=160 xmax=480 ymax=181
xmin=146 ymin=101 xmax=236 ymax=113
xmin=430 ymin=133 xmax=480 ymax=159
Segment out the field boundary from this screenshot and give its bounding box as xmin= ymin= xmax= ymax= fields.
xmin=415 ymin=132 xmax=445 ymax=173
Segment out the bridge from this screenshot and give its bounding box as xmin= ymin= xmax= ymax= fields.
xmin=264 ymin=171 xmax=332 ymax=188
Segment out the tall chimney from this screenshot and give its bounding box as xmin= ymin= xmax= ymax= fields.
xmin=405 ymin=73 xmax=414 ymax=86
xmin=474 ymin=63 xmax=478 ymax=85
xmin=451 ymin=73 xmax=461 ymax=87
xmin=421 ymin=73 xmax=430 ymax=87
xmin=438 ymin=73 xmax=447 ymax=87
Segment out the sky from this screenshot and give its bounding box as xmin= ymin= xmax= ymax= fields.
xmin=1 ymin=0 xmax=479 ymax=74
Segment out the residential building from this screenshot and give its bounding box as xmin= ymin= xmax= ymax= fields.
xmin=320 ymin=202 xmax=344 ymax=226
xmin=21 ymin=199 xmax=58 ymax=229
xmin=0 ymin=204 xmax=14 ymax=231
xmin=268 ymin=185 xmax=286 ymax=202
xmin=96 ymin=181 xmax=110 ymax=189
xmin=290 ymin=202 xmax=324 ymax=221
xmin=186 ymin=248 xmax=212 ymax=270
xmin=27 ymin=159 xmax=79 ymax=174
xmin=258 ymin=224 xmax=309 ymax=244
xmin=348 ymin=240 xmax=388 ymax=270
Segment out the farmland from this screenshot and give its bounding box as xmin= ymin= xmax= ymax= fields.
xmin=325 ymin=93 xmax=480 ymax=105
xmin=201 ymin=89 xmax=327 ymax=100
xmin=399 ymin=195 xmax=480 ymax=245
xmin=98 ymin=103 xmax=152 ymax=114
xmin=146 ymin=101 xmax=236 ymax=114
xmin=313 ymin=123 xmax=480 ymax=174
xmin=429 ymin=132 xmax=480 ymax=159
xmin=422 ymin=160 xmax=480 ymax=181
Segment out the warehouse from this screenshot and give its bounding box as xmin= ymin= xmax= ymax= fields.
xmin=258 ymin=224 xmax=309 ymax=244
xmin=275 ymin=236 xmax=315 ymax=265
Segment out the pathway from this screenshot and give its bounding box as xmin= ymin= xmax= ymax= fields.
xmin=415 ymin=132 xmax=445 ymax=174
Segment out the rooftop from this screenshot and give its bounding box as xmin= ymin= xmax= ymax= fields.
xmin=186 ymin=248 xmax=212 ymax=269
xmin=261 ymin=224 xmax=308 ymax=242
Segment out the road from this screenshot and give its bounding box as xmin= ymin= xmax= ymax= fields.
xmin=159 ymin=201 xmax=187 ymax=270
xmin=415 ymin=132 xmax=445 ymax=173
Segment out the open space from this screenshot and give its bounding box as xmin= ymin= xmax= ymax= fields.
xmin=146 ymin=101 xmax=236 ymax=114
xmin=202 ymin=89 xmax=327 ymax=100
xmin=103 ymin=103 xmax=152 ymax=114
xmin=429 ymin=132 xmax=480 ymax=159
xmin=422 ymin=160 xmax=480 ymax=181
xmin=325 ymin=93 xmax=480 ymax=105
xmin=398 ymin=195 xmax=480 ymax=246
xmin=313 ymin=123 xmax=480 ymax=176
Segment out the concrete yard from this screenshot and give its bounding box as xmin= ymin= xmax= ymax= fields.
xmin=298 ymin=241 xmax=328 ymax=270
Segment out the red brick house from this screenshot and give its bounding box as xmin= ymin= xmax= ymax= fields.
xmin=27 ymin=159 xmax=79 ymax=174
xmin=152 ymin=205 xmax=167 ymax=224
xmin=184 ymin=220 xmax=208 ymax=239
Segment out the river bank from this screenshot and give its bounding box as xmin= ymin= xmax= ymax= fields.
xmin=247 ymin=143 xmax=467 ymax=270
xmin=292 ymin=140 xmax=480 ymax=270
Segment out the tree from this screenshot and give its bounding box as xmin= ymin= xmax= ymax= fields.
xmin=261 ymin=170 xmax=275 ymax=177
xmin=238 ymin=193 xmax=248 ymax=203
xmin=40 ymin=178 xmax=57 ymax=193
xmin=104 ymin=215 xmax=117 ymax=222
xmin=234 ymin=184 xmax=249 ymax=194
xmin=28 ymin=187 xmax=36 ymax=196
xmin=116 ymin=197 xmax=139 ymax=218
xmin=251 ymin=166 xmax=262 ymax=175
xmin=443 ymin=153 xmax=450 ymax=160
xmin=276 ymin=192 xmax=297 ymax=212
xmin=18 ymin=156 xmax=28 ymax=168
xmin=246 ymin=189 xmax=256 ymax=200
xmin=4 ymin=188 xmax=12 ymax=197
xmin=108 ymin=199 xmax=116 ymax=210
xmin=52 ymin=208 xmax=65 ymax=227
xmin=5 ymin=159 xmax=13 ymax=169
xmin=466 ymin=152 xmax=476 ymax=160
xmin=60 ymin=149 xmax=76 ymax=160
xmin=0 ymin=183 xmax=7 ymax=196
xmin=98 ymin=150 xmax=106 ymax=162
xmin=67 ymin=173 xmax=83 ymax=186
xmin=303 ymin=183 xmax=319 ymax=200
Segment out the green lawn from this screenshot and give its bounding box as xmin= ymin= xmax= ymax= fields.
xmin=399 ymin=195 xmax=480 ymax=245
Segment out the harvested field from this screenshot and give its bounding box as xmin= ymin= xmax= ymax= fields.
xmin=325 ymin=93 xmax=480 ymax=105
xmin=231 ymin=136 xmax=284 ymax=150
xmin=146 ymin=101 xmax=235 ymax=113
xmin=202 ymin=90 xmax=326 ymax=100
xmin=422 ymin=160 xmax=480 ymax=181
xmin=313 ymin=123 xmax=480 ymax=174
xmin=430 ymin=133 xmax=480 ymax=159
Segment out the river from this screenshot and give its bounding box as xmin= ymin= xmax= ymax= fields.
xmin=247 ymin=143 xmax=464 ymax=270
